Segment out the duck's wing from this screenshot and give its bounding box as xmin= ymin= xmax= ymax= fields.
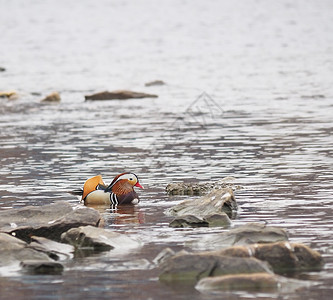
xmin=82 ymin=175 xmax=106 ymax=200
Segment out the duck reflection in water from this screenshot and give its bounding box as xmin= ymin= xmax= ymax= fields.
xmin=85 ymin=203 xmax=145 ymax=225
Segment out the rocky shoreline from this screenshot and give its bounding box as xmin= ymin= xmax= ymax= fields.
xmin=0 ymin=181 xmax=324 ymax=292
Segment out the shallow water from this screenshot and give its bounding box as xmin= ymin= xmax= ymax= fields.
xmin=1 ymin=0 xmax=333 ymax=299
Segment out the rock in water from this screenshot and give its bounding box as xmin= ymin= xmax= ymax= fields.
xmin=0 ymin=201 xmax=101 ymax=242
xmin=189 ymin=223 xmax=289 ymax=251
xmin=196 ymin=272 xmax=279 ymax=292
xmin=0 ymin=233 xmax=53 ymax=270
xmin=40 ymin=92 xmax=61 ymax=102
xmin=29 ymin=236 xmax=74 ymax=260
xmin=166 ymin=177 xmax=239 ymax=195
xmin=165 ymin=188 xmax=237 ymax=219
xmin=144 ymin=80 xmax=166 ymax=87
xmin=0 ymin=90 xmax=18 ymax=100
xmin=159 ymin=252 xmax=272 ymax=284
xmin=218 ymin=241 xmax=323 ymax=274
xmin=20 ymin=260 xmax=64 ymax=275
xmin=85 ymin=90 xmax=158 ymax=100
xmin=169 ymin=215 xmax=209 ymax=228
xmin=169 ymin=213 xmax=231 ymax=228
xmin=61 ymin=225 xmax=141 ymax=252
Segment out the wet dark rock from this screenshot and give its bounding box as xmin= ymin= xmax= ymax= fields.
xmin=0 ymin=233 xmax=53 ymax=268
xmin=190 ymin=223 xmax=288 ymax=250
xmin=159 ymin=252 xmax=272 ymax=283
xmin=218 ymin=242 xmax=323 ymax=274
xmin=61 ymin=225 xmax=141 ymax=252
xmin=196 ymin=272 xmax=279 ymax=292
xmin=85 ymin=90 xmax=158 ymax=101
xmin=166 ymin=177 xmax=240 ymax=196
xmin=169 ymin=213 xmax=231 ymax=228
xmin=145 ymin=80 xmax=166 ymax=87
xmin=0 ymin=201 xmax=101 ymax=243
xmin=20 ymin=260 xmax=64 ymax=275
xmin=165 ymin=188 xmax=237 ymax=219
xmin=29 ymin=236 xmax=74 ymax=261
xmin=41 ymin=92 xmax=61 ymax=102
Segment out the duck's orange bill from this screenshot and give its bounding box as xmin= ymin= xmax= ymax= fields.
xmin=82 ymin=175 xmax=105 ymax=200
xmin=135 ymin=182 xmax=144 ymax=189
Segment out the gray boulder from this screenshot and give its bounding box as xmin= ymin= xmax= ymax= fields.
xmin=85 ymin=90 xmax=158 ymax=101
xmin=159 ymin=252 xmax=272 ymax=283
xmin=165 ymin=188 xmax=237 ymax=219
xmin=61 ymin=225 xmax=141 ymax=253
xmin=190 ymin=223 xmax=288 ymax=251
xmin=0 ymin=232 xmax=53 ymax=272
xmin=0 ymin=201 xmax=101 ymax=242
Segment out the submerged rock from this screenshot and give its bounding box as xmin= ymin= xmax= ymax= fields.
xmin=166 ymin=188 xmax=237 ymax=219
xmin=196 ymin=272 xmax=279 ymax=292
xmin=145 ymin=80 xmax=166 ymax=87
xmin=41 ymin=92 xmax=61 ymax=102
xmin=61 ymin=225 xmax=141 ymax=252
xmin=166 ymin=177 xmax=240 ymax=195
xmin=159 ymin=252 xmax=272 ymax=283
xmin=169 ymin=213 xmax=231 ymax=228
xmin=190 ymin=223 xmax=288 ymax=251
xmin=0 ymin=67 xmax=5 ymax=72
xmin=85 ymin=90 xmax=158 ymax=101
xmin=218 ymin=241 xmax=323 ymax=274
xmin=0 ymin=201 xmax=101 ymax=242
xmin=20 ymin=260 xmax=64 ymax=275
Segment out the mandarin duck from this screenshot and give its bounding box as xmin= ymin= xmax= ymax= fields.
xmin=79 ymin=172 xmax=143 ymax=205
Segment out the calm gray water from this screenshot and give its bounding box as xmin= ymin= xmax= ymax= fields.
xmin=1 ymin=0 xmax=333 ymax=299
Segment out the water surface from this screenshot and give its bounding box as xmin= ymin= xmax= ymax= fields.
xmin=1 ymin=0 xmax=333 ymax=299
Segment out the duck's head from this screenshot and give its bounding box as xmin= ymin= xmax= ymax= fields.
xmin=109 ymin=172 xmax=143 ymax=190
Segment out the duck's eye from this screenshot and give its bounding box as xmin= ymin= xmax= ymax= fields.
xmin=129 ymin=178 xmax=133 ymax=181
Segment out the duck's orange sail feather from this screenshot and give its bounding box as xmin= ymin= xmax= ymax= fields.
xmin=82 ymin=175 xmax=105 ymax=200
